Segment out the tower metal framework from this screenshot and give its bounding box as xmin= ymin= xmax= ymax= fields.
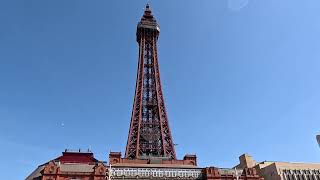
xmin=125 ymin=4 xmax=176 ymax=160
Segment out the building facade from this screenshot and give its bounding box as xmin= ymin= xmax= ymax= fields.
xmin=27 ymin=151 xmax=263 ymax=180
xmin=236 ymin=154 xmax=320 ymax=180
xmin=26 ymin=150 xmax=107 ymax=180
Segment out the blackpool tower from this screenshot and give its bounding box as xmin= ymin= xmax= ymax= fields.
xmin=125 ymin=4 xmax=176 ymax=160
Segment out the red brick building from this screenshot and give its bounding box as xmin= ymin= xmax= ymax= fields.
xmin=27 ymin=150 xmax=263 ymax=180
xmin=26 ymin=150 xmax=106 ymax=180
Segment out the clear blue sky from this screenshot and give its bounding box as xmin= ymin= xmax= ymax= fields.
xmin=1 ymin=0 xmax=320 ymax=179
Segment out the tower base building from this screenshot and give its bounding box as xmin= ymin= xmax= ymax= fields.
xmin=27 ymin=150 xmax=263 ymax=180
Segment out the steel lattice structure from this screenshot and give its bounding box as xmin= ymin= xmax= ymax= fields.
xmin=125 ymin=4 xmax=176 ymax=160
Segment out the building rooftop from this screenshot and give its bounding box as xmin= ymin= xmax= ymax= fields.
xmin=258 ymin=161 xmax=320 ymax=169
xmin=60 ymin=163 xmax=96 ymax=173
xmin=55 ymin=150 xmax=98 ymax=164
xmin=25 ymin=165 xmax=45 ymax=180
xmin=26 ymin=150 xmax=101 ymax=180
xmin=236 ymin=153 xmax=320 ymax=170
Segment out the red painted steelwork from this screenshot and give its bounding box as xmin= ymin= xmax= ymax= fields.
xmin=125 ymin=4 xmax=176 ymax=160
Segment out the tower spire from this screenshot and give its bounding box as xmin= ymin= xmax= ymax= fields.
xmin=141 ymin=3 xmax=156 ymax=22
xmin=125 ymin=5 xmax=176 ymax=160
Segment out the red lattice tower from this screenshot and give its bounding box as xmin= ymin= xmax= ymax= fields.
xmin=125 ymin=4 xmax=176 ymax=160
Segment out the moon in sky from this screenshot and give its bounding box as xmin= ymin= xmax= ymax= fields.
xmin=228 ymin=0 xmax=250 ymax=11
